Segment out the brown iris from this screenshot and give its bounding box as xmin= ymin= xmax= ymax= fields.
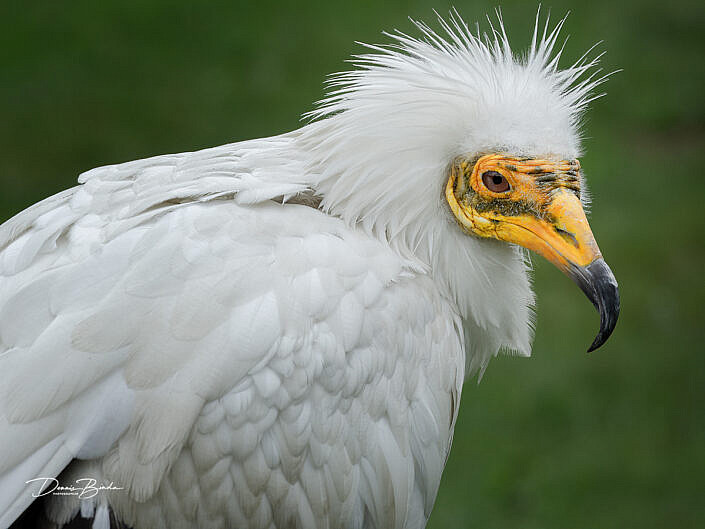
xmin=482 ymin=170 xmax=510 ymax=193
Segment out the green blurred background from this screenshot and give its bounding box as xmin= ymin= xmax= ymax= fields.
xmin=1 ymin=1 xmax=703 ymax=527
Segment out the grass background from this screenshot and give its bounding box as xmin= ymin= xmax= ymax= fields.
xmin=1 ymin=1 xmax=703 ymax=527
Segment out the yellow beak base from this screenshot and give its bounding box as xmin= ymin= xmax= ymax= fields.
xmin=494 ymin=190 xmax=602 ymax=272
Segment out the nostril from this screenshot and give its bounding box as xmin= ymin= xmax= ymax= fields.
xmin=554 ymin=226 xmax=579 ymax=248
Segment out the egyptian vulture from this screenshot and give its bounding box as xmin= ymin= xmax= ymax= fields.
xmin=1 ymin=11 xmax=619 ymax=529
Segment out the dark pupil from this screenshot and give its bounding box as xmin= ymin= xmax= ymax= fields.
xmin=482 ymin=170 xmax=509 ymax=192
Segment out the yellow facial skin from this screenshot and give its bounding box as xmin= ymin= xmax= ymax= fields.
xmin=446 ymin=153 xmax=602 ymax=273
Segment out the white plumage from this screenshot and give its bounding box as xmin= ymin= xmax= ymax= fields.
xmin=0 ymin=11 xmax=607 ymax=529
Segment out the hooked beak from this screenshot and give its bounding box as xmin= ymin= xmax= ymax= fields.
xmin=496 ymin=190 xmax=620 ymax=351
xmin=568 ymin=259 xmax=620 ymax=351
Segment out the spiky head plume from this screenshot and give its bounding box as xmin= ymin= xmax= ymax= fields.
xmin=302 ymin=8 xmax=608 ymax=234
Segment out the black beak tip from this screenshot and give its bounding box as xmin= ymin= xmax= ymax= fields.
xmin=569 ymin=258 xmax=620 ymax=353
xmin=587 ymin=338 xmax=602 ymax=353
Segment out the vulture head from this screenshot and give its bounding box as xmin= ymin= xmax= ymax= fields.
xmin=299 ymin=10 xmax=619 ymax=375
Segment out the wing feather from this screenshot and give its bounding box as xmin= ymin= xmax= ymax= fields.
xmin=0 ymin=135 xmax=463 ymax=529
xmin=0 ymin=138 xmax=312 ymax=525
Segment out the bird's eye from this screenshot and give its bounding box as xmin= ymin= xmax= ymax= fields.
xmin=482 ymin=171 xmax=510 ymax=193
